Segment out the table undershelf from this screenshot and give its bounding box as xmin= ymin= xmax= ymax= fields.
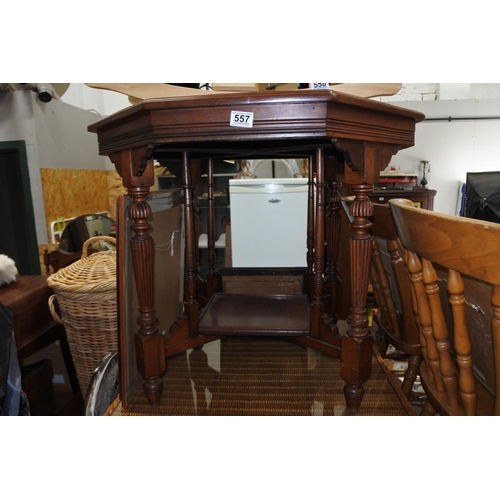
xmin=199 ymin=293 xmax=310 ymax=336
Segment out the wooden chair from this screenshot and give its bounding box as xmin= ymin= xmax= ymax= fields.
xmin=43 ymin=247 xmax=99 ymax=275
xmin=369 ymin=203 xmax=422 ymax=398
xmin=389 ymin=198 xmax=500 ymax=416
xmin=44 ymin=248 xmax=83 ymax=275
xmin=342 ymin=197 xmax=421 ymax=398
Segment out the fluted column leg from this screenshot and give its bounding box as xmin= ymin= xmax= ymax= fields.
xmin=110 ymin=146 xmax=164 ymax=406
xmin=341 ymin=183 xmax=374 ymax=409
xmin=129 ymin=186 xmax=165 ymax=405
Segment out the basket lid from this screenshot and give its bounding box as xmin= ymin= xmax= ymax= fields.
xmin=47 ymin=236 xmax=116 ymax=293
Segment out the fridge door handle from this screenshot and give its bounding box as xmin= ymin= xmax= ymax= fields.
xmin=268 ymin=197 xmax=281 ymax=203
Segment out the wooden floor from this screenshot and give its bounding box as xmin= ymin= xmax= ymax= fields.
xmin=112 ymin=335 xmax=415 ymax=416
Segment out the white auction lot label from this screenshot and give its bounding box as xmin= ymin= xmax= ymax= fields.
xmin=310 ymin=83 xmax=329 ymax=89
xmin=230 ymin=110 xmax=254 ymax=128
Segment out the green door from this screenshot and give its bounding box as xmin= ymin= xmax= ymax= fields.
xmin=0 ymin=140 xmax=41 ymax=275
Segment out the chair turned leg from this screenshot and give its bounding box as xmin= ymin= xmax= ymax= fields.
xmin=378 ymin=337 xmax=389 ymax=357
xmin=400 ymin=353 xmax=421 ymax=398
xmin=420 ymin=399 xmax=437 ymax=416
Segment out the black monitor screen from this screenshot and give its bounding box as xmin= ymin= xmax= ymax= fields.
xmin=465 ymin=171 xmax=500 ymax=223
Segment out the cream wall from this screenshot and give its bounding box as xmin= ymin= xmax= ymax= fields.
xmin=388 ymin=98 xmax=500 ymax=215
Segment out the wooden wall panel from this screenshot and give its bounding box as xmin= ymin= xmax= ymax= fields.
xmin=40 ymin=168 xmax=110 ymax=241
xmin=39 ymin=165 xmax=167 ymax=266
xmin=106 ymin=170 xmax=127 ymax=221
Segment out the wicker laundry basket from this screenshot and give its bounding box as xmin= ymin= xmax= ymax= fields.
xmin=47 ymin=236 xmax=118 ymax=398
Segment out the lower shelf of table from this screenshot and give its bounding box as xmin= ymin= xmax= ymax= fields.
xmin=199 ymin=293 xmax=310 ymax=336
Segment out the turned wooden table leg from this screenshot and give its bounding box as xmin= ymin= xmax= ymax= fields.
xmin=324 ymin=160 xmax=342 ymax=316
xmin=110 ymin=146 xmax=164 ymax=406
xmin=341 ymin=183 xmax=374 ymax=409
xmin=182 ymin=152 xmax=199 ymax=336
xmin=303 ymin=156 xmax=315 ymax=298
xmin=310 ymin=148 xmax=326 ymax=339
xmin=128 ymin=186 xmax=165 ymax=405
xmin=206 ymin=158 xmax=221 ymax=297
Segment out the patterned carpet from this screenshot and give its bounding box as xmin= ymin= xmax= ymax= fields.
xmin=112 ymin=337 xmax=414 ymax=416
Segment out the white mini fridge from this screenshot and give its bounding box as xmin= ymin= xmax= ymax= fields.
xmin=229 ymin=178 xmax=309 ymax=267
